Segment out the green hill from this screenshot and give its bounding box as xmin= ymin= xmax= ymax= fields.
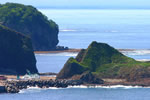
xmin=0 ymin=25 xmax=38 ymax=75
xmin=57 ymin=41 xmax=150 ymax=81
xmin=0 ymin=3 xmax=59 ymax=51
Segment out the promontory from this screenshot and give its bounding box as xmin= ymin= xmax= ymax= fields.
xmin=0 ymin=3 xmax=59 ymax=51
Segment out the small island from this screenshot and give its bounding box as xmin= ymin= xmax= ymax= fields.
xmin=57 ymin=41 xmax=150 ymax=85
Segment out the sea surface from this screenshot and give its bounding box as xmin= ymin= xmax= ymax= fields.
xmin=39 ymin=9 xmax=150 ymax=49
xmin=1 ymin=86 xmax=150 ymax=100
xmin=2 ymin=9 xmax=150 ymax=100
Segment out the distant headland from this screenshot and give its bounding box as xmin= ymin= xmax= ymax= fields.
xmin=0 ymin=3 xmax=59 ymax=51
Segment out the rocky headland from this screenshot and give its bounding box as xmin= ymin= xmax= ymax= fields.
xmin=0 ymin=3 xmax=59 ymax=51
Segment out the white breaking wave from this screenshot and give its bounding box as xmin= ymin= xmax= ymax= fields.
xmin=121 ymin=49 xmax=150 ymax=56
xmin=136 ymin=59 xmax=150 ymax=61
xmin=19 ymin=86 xmax=44 ymax=93
xmin=19 ymin=86 xmax=66 ymax=93
xmin=19 ymin=85 xmax=150 ymax=93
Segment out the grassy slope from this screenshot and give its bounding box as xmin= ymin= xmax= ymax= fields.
xmin=62 ymin=41 xmax=150 ymax=81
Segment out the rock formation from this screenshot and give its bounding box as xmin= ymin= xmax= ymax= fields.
xmin=57 ymin=57 xmax=86 ymax=79
xmin=57 ymin=41 xmax=150 ymax=81
xmin=0 ymin=3 xmax=59 ymax=51
xmin=0 ymin=25 xmax=38 ymax=75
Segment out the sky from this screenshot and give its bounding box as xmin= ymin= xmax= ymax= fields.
xmin=0 ymin=0 xmax=150 ymax=9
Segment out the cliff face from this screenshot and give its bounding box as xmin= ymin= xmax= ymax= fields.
xmin=0 ymin=3 xmax=59 ymax=51
xmin=0 ymin=25 xmax=38 ymax=75
xmin=57 ymin=41 xmax=150 ymax=81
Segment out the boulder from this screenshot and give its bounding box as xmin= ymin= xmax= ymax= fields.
xmin=80 ymin=72 xmax=104 ymax=84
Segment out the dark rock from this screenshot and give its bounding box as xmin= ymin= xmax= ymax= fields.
xmin=0 ymin=86 xmax=6 ymax=93
xmin=0 ymin=25 xmax=38 ymax=75
xmin=80 ymin=72 xmax=104 ymax=84
xmin=3 ymin=78 xmax=84 ymax=93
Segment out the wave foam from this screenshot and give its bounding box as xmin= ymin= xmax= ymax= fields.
xmin=19 ymin=85 xmax=150 ymax=93
xmin=121 ymin=50 xmax=150 ymax=56
xmin=19 ymin=86 xmax=43 ymax=93
xmin=136 ymin=59 xmax=150 ymax=61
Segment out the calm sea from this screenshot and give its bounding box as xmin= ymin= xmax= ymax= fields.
xmin=1 ymin=9 xmax=150 ymax=100
xmin=39 ymin=9 xmax=150 ymax=49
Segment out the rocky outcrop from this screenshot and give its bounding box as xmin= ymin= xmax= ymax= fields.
xmin=57 ymin=41 xmax=150 ymax=81
xmin=0 ymin=3 xmax=59 ymax=51
xmin=0 ymin=25 xmax=38 ymax=75
xmin=4 ymin=79 xmax=83 ymax=93
xmin=57 ymin=57 xmax=86 ymax=79
xmin=0 ymin=86 xmax=6 ymax=93
xmin=79 ymin=72 xmax=104 ymax=84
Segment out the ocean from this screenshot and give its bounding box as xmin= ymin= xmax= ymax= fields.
xmin=1 ymin=9 xmax=150 ymax=100
xmin=39 ymin=9 xmax=150 ymax=49
xmin=1 ymin=86 xmax=150 ymax=100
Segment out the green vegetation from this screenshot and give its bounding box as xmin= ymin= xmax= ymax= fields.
xmin=57 ymin=41 xmax=150 ymax=81
xmin=0 ymin=24 xmax=38 ymax=75
xmin=57 ymin=57 xmax=86 ymax=79
xmin=0 ymin=3 xmax=59 ymax=50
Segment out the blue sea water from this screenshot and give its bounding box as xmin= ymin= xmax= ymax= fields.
xmin=1 ymin=86 xmax=150 ymax=100
xmin=39 ymin=9 xmax=150 ymax=49
xmin=35 ymin=9 xmax=150 ymax=73
xmin=35 ymin=53 xmax=77 ymax=73
xmin=2 ymin=9 xmax=150 ymax=99
xmin=35 ymin=50 xmax=150 ymax=73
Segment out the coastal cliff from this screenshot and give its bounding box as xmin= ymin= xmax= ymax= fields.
xmin=0 ymin=3 xmax=59 ymax=51
xmin=0 ymin=25 xmax=38 ymax=75
xmin=57 ymin=41 xmax=150 ymax=81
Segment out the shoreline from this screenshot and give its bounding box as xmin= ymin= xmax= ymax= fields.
xmin=1 ymin=48 xmax=150 ymax=93
xmin=1 ymin=77 xmax=150 ymax=93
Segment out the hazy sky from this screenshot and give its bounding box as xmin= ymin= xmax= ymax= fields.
xmin=0 ymin=0 xmax=150 ymax=9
